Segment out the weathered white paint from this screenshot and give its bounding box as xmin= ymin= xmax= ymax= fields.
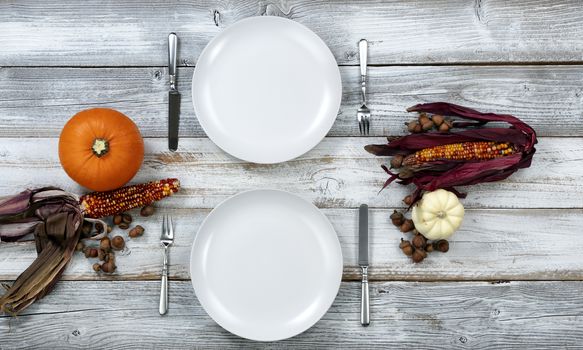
xmin=1 ymin=1 xmax=583 ymax=66
xmin=1 ymin=66 xmax=582 ymax=138
xmin=1 ymin=280 xmax=582 ymax=348
xmin=0 ymin=137 xmax=578 ymax=209
xmin=1 ymin=0 xmax=583 ymax=346
xmin=1 ymin=208 xmax=582 ymax=281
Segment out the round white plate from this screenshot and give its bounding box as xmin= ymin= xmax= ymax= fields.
xmin=190 ymin=190 xmax=343 ymax=341
xmin=192 ymin=16 xmax=342 ymax=164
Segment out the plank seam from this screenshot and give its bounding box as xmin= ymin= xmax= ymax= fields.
xmin=3 ymin=61 xmax=583 ymax=68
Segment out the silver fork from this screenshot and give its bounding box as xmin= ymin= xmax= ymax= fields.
xmin=357 ymin=39 xmax=370 ymax=135
xmin=159 ymin=214 xmax=174 ymax=315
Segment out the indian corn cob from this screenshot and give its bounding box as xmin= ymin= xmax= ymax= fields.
xmin=80 ymin=178 xmax=180 ymax=218
xmin=365 ymin=102 xmax=537 ymax=204
xmin=403 ymin=141 xmax=515 ymax=167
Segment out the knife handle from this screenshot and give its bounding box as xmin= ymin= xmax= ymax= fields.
xmin=168 ymin=33 xmax=177 ymax=90
xmin=360 ymin=266 xmax=370 ymax=326
xmin=359 ymin=39 xmax=367 ymax=78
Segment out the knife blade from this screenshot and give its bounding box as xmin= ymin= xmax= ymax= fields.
xmin=358 ymin=203 xmax=370 ymax=326
xmin=168 ymin=32 xmax=180 ymax=151
xmin=358 ymin=204 xmax=368 ymax=266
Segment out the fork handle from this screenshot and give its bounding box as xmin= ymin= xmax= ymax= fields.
xmin=159 ymin=246 xmax=169 ymax=315
xmin=359 ymin=39 xmax=368 ymax=104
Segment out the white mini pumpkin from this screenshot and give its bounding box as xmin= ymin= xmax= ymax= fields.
xmin=411 ymin=189 xmax=464 ymax=240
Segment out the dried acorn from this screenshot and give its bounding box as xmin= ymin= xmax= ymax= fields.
xmin=439 ymin=119 xmax=453 ymax=133
xmin=400 ymin=219 xmax=414 ymax=233
xmin=85 ymin=248 xmax=98 ymax=258
xmin=418 ymin=113 xmax=430 ymax=126
xmin=399 ymin=239 xmax=413 ymax=256
xmin=390 ymin=210 xmax=405 ymax=226
xmin=438 ymin=122 xmax=450 ymax=132
xmin=97 ymin=249 xmax=106 ymax=261
xmin=412 ymin=248 xmax=427 ymax=263
xmin=421 ymin=121 xmax=434 ymax=131
xmin=92 ymin=263 xmax=101 ymax=272
xmin=434 ymin=240 xmax=449 ymax=253
xmin=432 ymin=114 xmax=444 ymax=126
xmin=406 ymin=121 xmax=419 ymax=133
xmin=403 ymin=195 xmax=414 ymax=206
xmin=118 ymin=222 xmax=129 ymax=230
xmin=75 ymin=241 xmax=85 ymax=252
xmin=140 ymin=205 xmax=155 ymax=217
xmin=113 ymin=214 xmax=123 ymax=225
xmin=425 ymin=243 xmax=434 ymax=253
xmin=122 ymin=213 xmax=133 ymax=224
xmin=390 ymin=155 xmax=404 ymax=169
xmin=111 ymin=236 xmax=125 ymax=250
xmin=101 ymin=260 xmax=116 ymax=273
xmin=412 ymin=234 xmax=426 ymax=249
xmin=100 ymin=237 xmax=111 ymax=251
xmin=128 ymin=225 xmax=145 ymax=238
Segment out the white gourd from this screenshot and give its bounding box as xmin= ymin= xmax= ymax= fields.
xmin=411 ymin=189 xmax=464 ymax=240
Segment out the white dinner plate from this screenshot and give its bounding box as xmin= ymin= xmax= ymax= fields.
xmin=190 ymin=190 xmax=343 ymax=341
xmin=192 ymin=16 xmax=342 ymax=164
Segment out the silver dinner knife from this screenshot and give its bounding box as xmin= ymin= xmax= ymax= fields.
xmin=168 ymin=32 xmax=180 ymax=151
xmin=359 ymin=204 xmax=370 ymax=326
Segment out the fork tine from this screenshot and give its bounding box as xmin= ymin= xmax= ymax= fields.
xmin=366 ymin=115 xmax=370 ymax=135
xmin=358 ymin=119 xmax=363 ymax=134
xmin=168 ymin=215 xmax=174 ymax=239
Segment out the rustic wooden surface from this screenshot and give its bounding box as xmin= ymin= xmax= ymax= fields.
xmin=0 ymin=137 xmax=580 ymax=209
xmin=2 ymin=66 xmax=583 ymax=138
xmin=2 ymin=281 xmax=582 ymax=349
xmin=3 ymin=208 xmax=583 ymax=282
xmin=1 ymin=0 xmax=583 ymax=66
xmin=1 ymin=1 xmax=583 ymax=348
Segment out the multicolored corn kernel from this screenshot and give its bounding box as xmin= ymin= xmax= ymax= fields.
xmin=403 ymin=142 xmax=515 ymax=166
xmin=80 ymin=178 xmax=180 ymax=218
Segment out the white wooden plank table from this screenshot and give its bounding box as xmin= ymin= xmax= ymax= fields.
xmin=1 ymin=1 xmax=583 ymax=348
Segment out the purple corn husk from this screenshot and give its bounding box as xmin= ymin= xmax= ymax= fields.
xmin=0 ymin=188 xmax=80 ymax=242
xmin=0 ymin=187 xmax=84 ymax=315
xmin=365 ymin=102 xmax=537 ymax=202
xmin=0 ymin=190 xmax=33 ymax=216
xmin=0 ymin=219 xmax=40 ymax=242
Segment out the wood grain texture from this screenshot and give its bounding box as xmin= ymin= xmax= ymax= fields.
xmin=2 ymin=0 xmax=583 ymax=347
xmin=0 ymin=137 xmax=579 ymax=209
xmin=1 ymin=65 xmax=583 ymax=138
xmin=1 ymin=280 xmax=582 ymax=349
xmin=2 ymin=0 xmax=583 ymax=66
xmin=1 ymin=208 xmax=582 ymax=281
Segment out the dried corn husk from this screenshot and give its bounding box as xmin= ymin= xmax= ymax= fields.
xmin=365 ymin=102 xmax=537 ymax=203
xmin=0 ymin=188 xmax=83 ymax=315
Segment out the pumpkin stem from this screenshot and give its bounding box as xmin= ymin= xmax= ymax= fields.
xmin=92 ymin=138 xmax=110 ymax=157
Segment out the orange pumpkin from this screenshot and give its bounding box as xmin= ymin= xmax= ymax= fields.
xmin=59 ymin=108 xmax=144 ymax=191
